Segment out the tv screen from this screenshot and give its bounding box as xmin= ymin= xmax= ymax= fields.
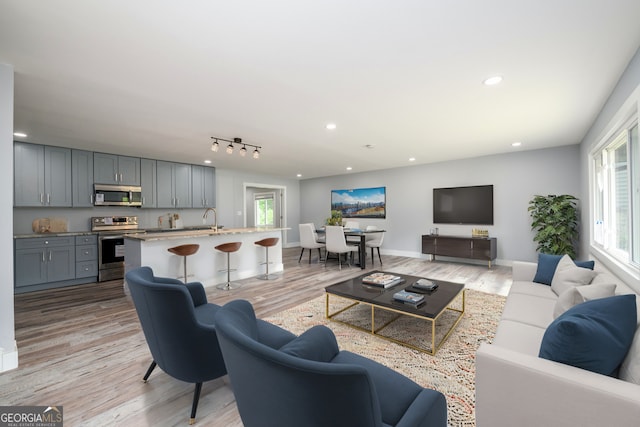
xmin=433 ymin=185 xmax=494 ymax=225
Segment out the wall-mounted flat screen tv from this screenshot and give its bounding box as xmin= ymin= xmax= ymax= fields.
xmin=433 ymin=185 xmax=493 ymax=225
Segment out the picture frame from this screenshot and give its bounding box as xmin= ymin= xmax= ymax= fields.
xmin=330 ymin=186 xmax=386 ymax=218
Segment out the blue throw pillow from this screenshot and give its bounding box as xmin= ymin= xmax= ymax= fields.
xmin=533 ymin=253 xmax=563 ymax=285
xmin=279 ymin=325 xmax=339 ymax=363
xmin=533 ymin=253 xmax=595 ymax=285
xmin=539 ymin=294 xmax=637 ymax=376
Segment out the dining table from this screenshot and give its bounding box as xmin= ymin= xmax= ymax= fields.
xmin=316 ymin=227 xmax=385 ymax=269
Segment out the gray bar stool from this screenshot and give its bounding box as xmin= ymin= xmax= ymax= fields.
xmin=167 ymin=244 xmax=200 ymax=283
xmin=254 ymin=237 xmax=279 ymax=280
xmin=215 ymin=242 xmax=242 ymax=290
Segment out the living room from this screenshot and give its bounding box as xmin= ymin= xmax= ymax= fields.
xmin=2 ymin=2 xmax=640 ymax=426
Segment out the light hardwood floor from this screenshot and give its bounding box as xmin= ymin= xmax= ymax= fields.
xmin=0 ymin=248 xmax=512 ymax=426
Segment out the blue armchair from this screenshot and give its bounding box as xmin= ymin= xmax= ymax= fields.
xmin=125 ymin=267 xmax=295 ymax=424
xmin=214 ymin=299 xmax=448 ymax=427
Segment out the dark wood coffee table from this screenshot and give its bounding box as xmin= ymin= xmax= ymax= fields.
xmin=325 ymin=271 xmax=465 ymax=355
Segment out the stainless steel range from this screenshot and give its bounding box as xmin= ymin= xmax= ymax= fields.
xmin=91 ymin=215 xmax=142 ymax=281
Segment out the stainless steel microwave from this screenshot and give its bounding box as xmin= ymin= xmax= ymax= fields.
xmin=94 ymin=184 xmax=142 ymax=207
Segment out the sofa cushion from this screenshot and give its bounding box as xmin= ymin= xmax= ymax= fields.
xmin=493 ymin=319 xmax=547 ymax=356
xmin=501 ymin=292 xmax=556 ymax=329
xmin=279 ymin=325 xmax=339 ymax=362
xmin=533 ymin=253 xmax=595 ymax=285
xmin=553 ymin=283 xmax=617 ymax=319
xmin=550 ymin=255 xmax=597 ymax=296
xmin=539 ymin=294 xmax=637 ymax=376
xmin=509 ymin=281 xmax=558 ymax=300
xmin=619 ymin=326 xmax=640 ymax=385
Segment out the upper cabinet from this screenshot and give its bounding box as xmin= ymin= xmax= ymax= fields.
xmin=191 ymin=165 xmax=216 ymax=208
xmin=71 ymin=149 xmax=94 ymax=207
xmin=14 ymin=142 xmax=72 ymax=207
xmin=156 ymin=161 xmax=192 ymax=208
xmin=140 ymin=158 xmax=157 ymax=208
xmin=94 ymin=153 xmax=141 ymax=185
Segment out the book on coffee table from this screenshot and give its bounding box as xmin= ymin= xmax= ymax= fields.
xmin=393 ymin=290 xmax=425 ymax=305
xmin=362 ymin=272 xmax=405 ymax=288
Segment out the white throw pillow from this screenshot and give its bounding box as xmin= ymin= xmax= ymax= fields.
xmin=553 ymin=283 xmax=617 ymax=319
xmin=619 ymin=326 xmax=640 ymax=385
xmin=550 ymin=255 xmax=597 ymax=296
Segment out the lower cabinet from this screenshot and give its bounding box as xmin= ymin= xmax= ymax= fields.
xmin=421 ymin=235 xmax=497 ymax=267
xmin=15 ymin=235 xmax=98 ymax=292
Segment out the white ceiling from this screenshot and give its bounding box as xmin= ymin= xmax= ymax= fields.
xmin=1 ymin=1 xmax=640 ymax=179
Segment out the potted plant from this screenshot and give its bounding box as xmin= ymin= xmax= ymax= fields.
xmin=528 ymin=194 xmax=579 ymax=258
xmin=326 ymin=210 xmax=343 ymax=226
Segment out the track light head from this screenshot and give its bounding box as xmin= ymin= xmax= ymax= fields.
xmin=210 ymin=136 xmax=261 ymax=160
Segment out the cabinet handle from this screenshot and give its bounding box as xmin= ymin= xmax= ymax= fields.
xmin=40 ymin=193 xmax=44 ymax=204
xmin=90 ymin=194 xmax=94 ymax=204
xmin=142 ymin=196 xmax=145 ymax=205
xmin=115 ymin=173 xmax=118 ymax=182
xmin=120 ymin=173 xmax=123 ymax=182
xmin=42 ymin=251 xmax=45 ymax=262
xmin=46 ymin=193 xmax=50 ymax=204
xmin=48 ymin=251 xmax=52 ymax=261
xmin=176 ymin=198 xmax=179 ymax=206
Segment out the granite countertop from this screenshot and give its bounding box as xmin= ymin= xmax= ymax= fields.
xmin=14 ymin=231 xmax=95 ymax=239
xmin=127 ymin=227 xmax=288 ymax=242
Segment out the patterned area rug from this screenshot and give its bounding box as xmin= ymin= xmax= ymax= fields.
xmin=264 ymin=289 xmax=506 ymax=427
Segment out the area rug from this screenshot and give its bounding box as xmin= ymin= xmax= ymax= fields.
xmin=264 ymin=289 xmax=506 ymax=427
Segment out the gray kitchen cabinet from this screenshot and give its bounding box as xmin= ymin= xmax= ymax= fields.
xmin=94 ymin=153 xmax=141 ymax=185
xmin=140 ymin=158 xmax=157 ymax=208
xmin=72 ymin=149 xmax=94 ymax=207
xmin=15 ymin=237 xmax=76 ymax=287
xmin=156 ymin=161 xmax=192 ymax=208
xmin=14 ymin=142 xmax=72 ymax=207
xmin=75 ymin=235 xmax=98 ymax=279
xmin=191 ymin=165 xmax=216 ymax=208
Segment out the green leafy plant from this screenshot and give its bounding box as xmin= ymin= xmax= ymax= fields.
xmin=326 ymin=210 xmax=342 ymax=226
xmin=528 ymin=194 xmax=579 ymax=258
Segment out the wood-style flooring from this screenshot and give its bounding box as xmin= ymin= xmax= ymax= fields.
xmin=0 ymin=247 xmax=512 ymax=426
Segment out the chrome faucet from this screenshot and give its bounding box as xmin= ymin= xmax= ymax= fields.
xmin=203 ymin=207 xmax=218 ymax=231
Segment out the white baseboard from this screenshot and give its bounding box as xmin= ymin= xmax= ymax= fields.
xmin=0 ymin=341 xmax=18 ymax=372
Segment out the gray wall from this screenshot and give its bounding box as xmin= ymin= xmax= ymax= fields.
xmin=300 ymin=145 xmax=581 ymax=264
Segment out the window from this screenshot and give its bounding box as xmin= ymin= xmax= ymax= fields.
xmin=255 ymin=192 xmax=275 ymax=227
xmin=592 ymin=119 xmax=639 ymax=268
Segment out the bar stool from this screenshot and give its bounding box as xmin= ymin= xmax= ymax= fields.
xmin=254 ymin=237 xmax=279 ymax=280
xmin=167 ymin=244 xmax=200 ymax=283
xmin=215 ymin=242 xmax=242 ymax=290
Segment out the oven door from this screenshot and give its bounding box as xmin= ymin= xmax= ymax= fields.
xmin=98 ymin=235 xmax=125 ymax=268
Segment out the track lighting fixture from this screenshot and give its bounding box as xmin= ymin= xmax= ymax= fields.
xmin=210 ymin=136 xmax=261 ymax=159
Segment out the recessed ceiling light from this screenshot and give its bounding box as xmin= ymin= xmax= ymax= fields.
xmin=346 ymin=166 xmax=352 ymax=171
xmin=13 ymin=132 xmax=27 ymax=138
xmin=364 ymin=144 xmax=375 ymax=149
xmin=512 ymin=141 xmax=522 ymax=147
xmin=296 ymin=173 xmax=302 ymax=178
xmin=326 ymin=123 xmax=337 ymax=130
xmin=204 ymin=160 xmax=212 ymax=164
xmin=483 ymin=75 xmax=503 ymax=86
xmin=409 ymin=157 xmax=416 ymax=162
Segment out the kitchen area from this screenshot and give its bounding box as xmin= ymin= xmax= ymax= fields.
xmin=13 ymin=141 xmax=290 ymax=294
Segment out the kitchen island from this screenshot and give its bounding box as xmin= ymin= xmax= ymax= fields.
xmin=124 ymin=227 xmax=287 ymax=289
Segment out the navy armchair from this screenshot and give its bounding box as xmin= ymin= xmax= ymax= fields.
xmin=214 ymin=299 xmax=448 ymax=427
xmin=125 ymin=267 xmax=296 ymax=424
xmin=125 ymin=266 xmax=226 ymax=424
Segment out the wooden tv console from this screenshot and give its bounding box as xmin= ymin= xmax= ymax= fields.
xmin=421 ymin=235 xmax=497 ymax=268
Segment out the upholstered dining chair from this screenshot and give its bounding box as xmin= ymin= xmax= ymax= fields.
xmin=214 ymin=299 xmax=448 ymax=427
xmin=298 ymin=223 xmax=325 ymax=263
xmin=365 ymin=225 xmax=385 ymax=265
xmin=324 ymin=225 xmax=360 ymax=269
xmin=344 ymin=220 xmax=361 ymax=243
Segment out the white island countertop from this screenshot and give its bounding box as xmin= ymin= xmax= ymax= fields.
xmin=124 ymin=227 xmax=288 ymax=289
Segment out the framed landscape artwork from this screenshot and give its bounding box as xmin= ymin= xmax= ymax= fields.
xmin=331 ymin=186 xmax=386 ymax=218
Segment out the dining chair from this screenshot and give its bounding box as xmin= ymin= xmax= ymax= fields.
xmin=365 ymin=225 xmax=384 ymax=265
xmin=299 ymin=223 xmax=325 ymax=263
xmin=324 ymin=225 xmax=359 ymax=269
xmin=344 ymin=221 xmax=361 ymax=243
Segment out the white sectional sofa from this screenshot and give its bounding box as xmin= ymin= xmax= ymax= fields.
xmin=475 ymin=258 xmax=640 ymax=427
